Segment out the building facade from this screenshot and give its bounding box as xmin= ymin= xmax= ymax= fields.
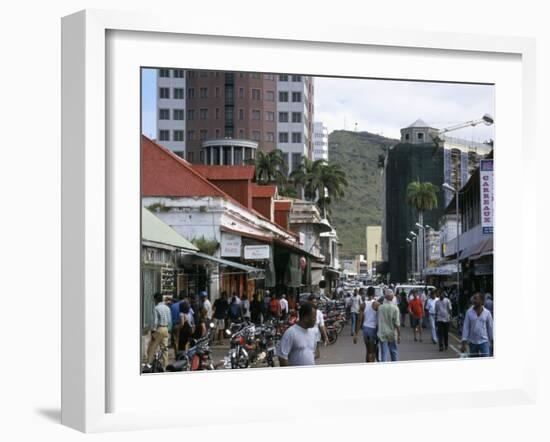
xmin=313 ymin=122 xmax=329 ymax=162
xmin=156 ymin=68 xmax=186 ymax=157
xmin=157 ymin=70 xmax=315 ymax=167
xmin=366 ymin=225 xmax=382 ymax=275
xmin=276 ymin=74 xmax=314 ymax=173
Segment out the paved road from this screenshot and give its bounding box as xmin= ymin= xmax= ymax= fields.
xmin=200 ymin=321 xmax=462 ymax=370
xmin=317 ymin=323 xmax=462 ymax=365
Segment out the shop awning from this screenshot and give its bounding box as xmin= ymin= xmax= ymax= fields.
xmin=195 ymin=252 xmax=265 ymax=274
xmin=182 ymin=252 xmax=265 ymax=279
xmin=470 ymin=238 xmax=493 ymax=260
xmin=424 ymin=263 xmax=458 ymax=276
xmin=142 ymin=208 xmax=198 ymax=252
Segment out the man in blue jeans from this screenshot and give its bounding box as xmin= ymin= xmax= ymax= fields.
xmin=377 ymin=289 xmax=401 ymax=362
xmin=460 ymin=292 xmax=493 ymax=357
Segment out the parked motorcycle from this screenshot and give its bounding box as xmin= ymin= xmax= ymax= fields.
xmin=166 ymin=322 xmax=215 ymax=372
xmin=223 ymin=321 xmax=279 ymax=369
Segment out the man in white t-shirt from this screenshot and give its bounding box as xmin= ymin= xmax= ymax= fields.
xmin=277 ymin=303 xmax=317 ymax=367
xmin=350 ymin=289 xmax=361 ymax=336
xmin=279 ymin=294 xmax=289 ymax=320
xmin=353 ymin=286 xmax=380 ymax=362
xmin=307 ymin=294 xmax=329 ymax=359
xmin=425 ymin=290 xmax=439 ymax=344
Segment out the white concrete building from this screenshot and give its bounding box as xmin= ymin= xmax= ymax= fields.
xmin=276 ymin=74 xmax=314 ymax=173
xmin=156 ymin=68 xmax=186 ymax=157
xmin=313 ymin=122 xmax=329 ymax=162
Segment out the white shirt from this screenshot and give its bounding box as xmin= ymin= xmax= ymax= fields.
xmin=426 ymin=298 xmax=437 ymax=315
xmin=277 ymin=324 xmax=317 ymax=366
xmin=279 ymin=298 xmax=289 ymax=313
xmin=314 ymin=309 xmax=325 ymax=342
xmin=203 ymin=299 xmax=212 ymax=319
xmin=351 ymin=295 xmax=361 ymax=313
xmin=363 ymin=300 xmax=378 ymax=328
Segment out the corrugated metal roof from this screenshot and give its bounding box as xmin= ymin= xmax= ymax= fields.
xmin=142 ymin=208 xmax=198 ymax=251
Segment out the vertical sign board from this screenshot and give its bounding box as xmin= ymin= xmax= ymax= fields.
xmin=480 ymin=159 xmax=494 ymax=234
xmin=221 ymin=233 xmax=242 ymax=257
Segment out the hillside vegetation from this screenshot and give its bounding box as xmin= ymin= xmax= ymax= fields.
xmin=328 ymin=130 xmax=398 ymax=258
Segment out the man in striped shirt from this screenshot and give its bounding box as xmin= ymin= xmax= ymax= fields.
xmin=146 ymin=292 xmax=172 ymax=369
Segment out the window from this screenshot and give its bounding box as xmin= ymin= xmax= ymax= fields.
xmin=159 ymin=109 xmax=170 ymax=120
xmin=187 ymin=88 xmax=195 ymax=99
xmin=252 ymin=89 xmax=261 ymax=100
xmin=266 ymin=90 xmax=275 ymax=101
xmin=279 ymin=132 xmax=289 ymax=143
xmin=279 ymin=91 xmax=289 ymax=102
xmin=159 ymin=69 xmax=170 ymax=77
xmin=173 ymin=69 xmax=184 ymax=78
xmin=225 ymin=108 xmax=234 ymax=125
xmin=278 ymin=112 xmax=289 ymax=123
xmin=200 ymin=87 xmax=208 ymax=98
xmin=234 ymin=147 xmax=243 ymax=165
xmin=239 ymin=129 xmax=245 ymax=139
xmin=292 ymin=153 xmax=302 ymax=172
xmin=266 ymin=132 xmax=275 ymax=142
xmin=252 ymin=131 xmax=261 ymax=141
xmin=188 ymin=71 xmax=195 ymax=79
xmin=252 ymin=110 xmax=261 ymax=120
xmin=266 ymin=111 xmax=275 ymax=121
xmin=265 ymin=74 xmax=275 ymax=80
xmin=159 ymin=87 xmax=170 ymax=99
xmin=173 ymin=109 xmax=184 ymax=120
xmin=199 ymin=71 xmax=208 ymax=77
xmin=239 ymin=109 xmax=244 ymax=120
xmin=215 ymin=129 xmax=221 ymax=138
xmin=239 ymin=88 xmax=244 ymax=98
xmin=279 ymin=74 xmax=288 ymax=81
xmin=187 ymin=130 xmax=195 ymax=141
xmin=199 ymin=130 xmax=208 ymax=141
xmin=292 ymin=112 xmax=302 ymax=123
xmin=292 ymin=92 xmax=302 ymax=102
xmin=200 ymin=108 xmax=208 ymax=120
xmin=215 ymin=108 xmax=221 ymax=119
xmin=291 ymin=75 xmax=302 ymax=82
xmin=292 ymin=132 xmax=302 ymax=143
xmin=173 ymin=130 xmax=184 ymax=142
xmin=417 ymin=132 xmax=424 ymax=140
xmin=216 ymin=87 xmax=221 ymax=98
xmin=251 ymin=73 xmax=261 ymax=79
xmin=187 ymin=151 xmax=195 ymax=162
xmin=187 ymin=109 xmax=195 ymax=120
xmin=159 ymin=130 xmax=169 ymax=141
xmin=174 ymin=88 xmax=184 ymax=99
xmin=405 ymin=133 xmax=410 ymax=141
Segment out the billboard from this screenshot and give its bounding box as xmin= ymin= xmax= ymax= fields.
xmin=480 ymin=159 xmax=494 ymax=235
xmin=220 ymin=233 xmax=241 ymax=257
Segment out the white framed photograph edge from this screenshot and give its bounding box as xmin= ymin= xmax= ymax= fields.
xmin=61 ymin=8 xmax=538 ymax=433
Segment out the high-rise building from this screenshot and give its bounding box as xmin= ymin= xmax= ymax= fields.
xmin=366 ymin=225 xmax=382 ymax=274
xmin=313 ymin=122 xmax=329 ymax=162
xmin=155 ymin=68 xmax=186 ymax=157
xmin=276 ymin=74 xmax=314 ymax=173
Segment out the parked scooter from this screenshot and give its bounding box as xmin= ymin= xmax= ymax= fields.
xmin=166 ymin=322 xmax=215 ymax=372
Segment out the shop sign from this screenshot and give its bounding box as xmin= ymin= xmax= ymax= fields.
xmin=244 ymin=245 xmax=270 ymax=260
xmin=221 ymin=233 xmax=241 ymax=257
xmin=480 ymin=159 xmax=494 ymax=234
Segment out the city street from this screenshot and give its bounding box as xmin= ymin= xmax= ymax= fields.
xmin=173 ymin=321 xmax=463 ymax=371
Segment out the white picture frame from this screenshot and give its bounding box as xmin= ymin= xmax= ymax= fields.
xmin=61 ymin=9 xmax=537 ymax=433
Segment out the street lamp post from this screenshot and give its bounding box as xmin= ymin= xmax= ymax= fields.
xmin=409 ymin=231 xmax=418 ymax=282
xmin=405 ymin=238 xmax=414 ymax=280
xmin=443 ymin=183 xmax=460 ymax=309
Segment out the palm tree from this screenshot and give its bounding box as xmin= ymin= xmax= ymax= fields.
xmin=249 ymin=149 xmax=288 ymax=185
xmin=289 ymin=156 xmax=325 ymax=200
xmin=405 ymin=180 xmax=439 ymax=225
xmin=406 ymin=180 xmax=439 ymax=271
xmin=310 ymin=163 xmax=349 ymax=217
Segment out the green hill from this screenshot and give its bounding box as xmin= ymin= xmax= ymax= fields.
xmin=328 ymin=130 xmax=398 ymax=258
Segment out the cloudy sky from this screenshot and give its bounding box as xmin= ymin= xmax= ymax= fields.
xmin=142 ymin=69 xmax=494 ymax=143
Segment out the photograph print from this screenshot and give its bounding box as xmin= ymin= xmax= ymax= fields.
xmin=140 ymin=68 xmax=495 ymax=374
